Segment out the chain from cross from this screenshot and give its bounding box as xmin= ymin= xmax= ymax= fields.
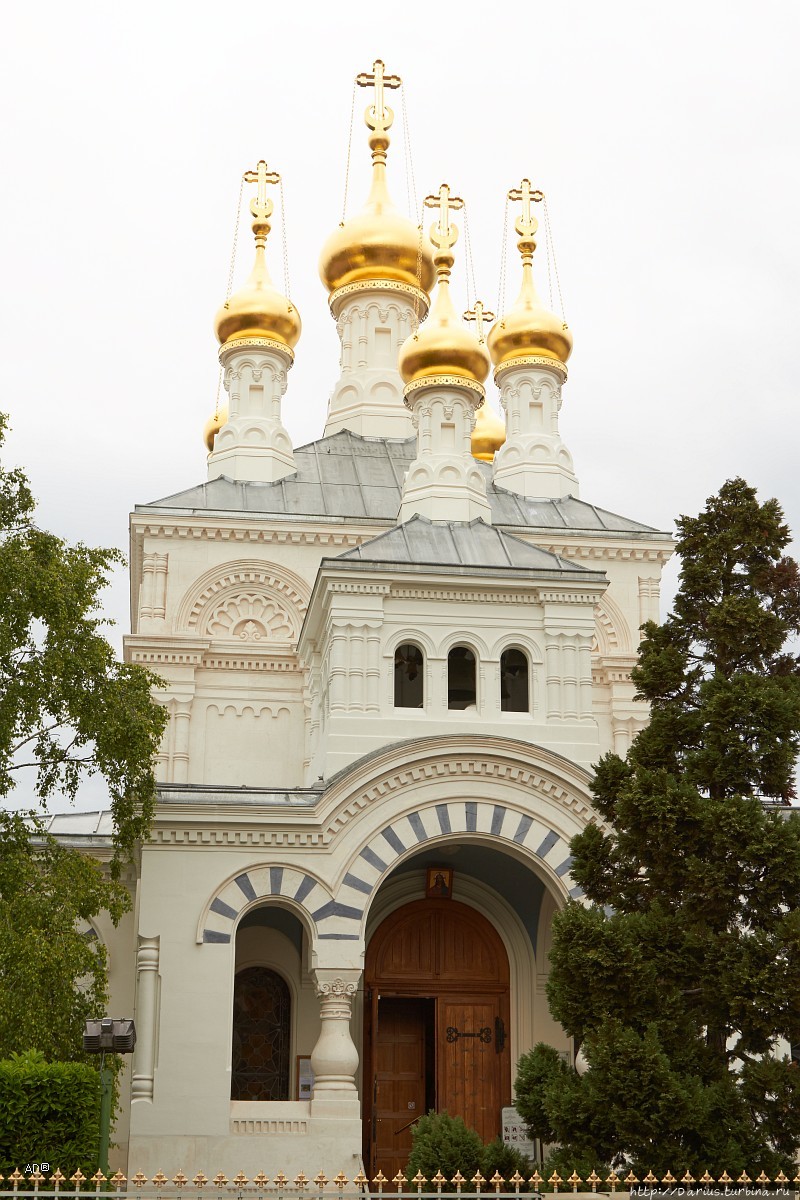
xmin=424 ymin=183 xmax=464 ymax=250
xmin=508 ymin=178 xmax=544 ymax=240
xmin=244 ymin=160 xmax=281 ymax=223
xmin=463 ymin=300 xmax=496 ymax=343
xmin=356 ymin=59 xmax=401 ymax=135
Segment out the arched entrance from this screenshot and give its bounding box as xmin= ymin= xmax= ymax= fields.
xmin=364 ymin=898 xmax=511 ymax=1177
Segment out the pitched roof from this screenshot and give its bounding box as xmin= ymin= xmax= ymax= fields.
xmin=140 ymin=430 xmax=661 ymax=534
xmin=334 ymin=515 xmax=593 ymax=573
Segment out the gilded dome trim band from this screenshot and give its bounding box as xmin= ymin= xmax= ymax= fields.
xmin=218 ymin=337 xmax=296 ymax=363
xmin=493 ymin=354 xmax=567 ymax=383
xmin=403 ymin=375 xmax=486 ymax=404
xmin=329 ymin=279 xmax=430 ymax=310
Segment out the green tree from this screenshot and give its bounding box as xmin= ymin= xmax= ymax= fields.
xmin=0 ymin=813 xmax=128 ymax=1061
xmin=0 ymin=413 xmax=167 ymax=869
xmin=531 ymin=479 xmax=800 ymax=1174
xmin=0 ymin=414 xmax=166 ymax=1063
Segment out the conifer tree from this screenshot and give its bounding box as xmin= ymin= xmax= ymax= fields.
xmin=521 ymin=480 xmax=800 ymax=1174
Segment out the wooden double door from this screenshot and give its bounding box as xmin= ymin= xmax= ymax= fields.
xmin=364 ymin=900 xmax=511 ymax=1178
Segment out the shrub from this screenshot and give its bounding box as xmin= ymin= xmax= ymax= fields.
xmin=513 ymin=1044 xmax=570 ymax=1146
xmin=407 ymin=1112 xmax=483 ymax=1188
xmin=480 ymin=1137 xmax=535 ymax=1187
xmin=0 ymin=1051 xmax=100 ymax=1174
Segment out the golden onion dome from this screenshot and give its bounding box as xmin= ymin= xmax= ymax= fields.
xmin=214 ymin=162 xmax=301 ymax=351
xmin=399 ymin=192 xmax=490 ymax=389
xmin=471 ymin=400 xmax=506 ymax=461
xmin=488 ymin=179 xmax=572 ymax=372
xmin=319 ymin=161 xmax=435 ymax=295
xmin=204 ymin=405 xmax=228 ymax=454
xmin=319 ymin=62 xmax=434 ymax=297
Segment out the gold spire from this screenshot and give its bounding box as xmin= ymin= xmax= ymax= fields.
xmin=464 ymin=303 xmax=506 ymax=460
xmin=319 ymin=59 xmax=435 ymax=296
xmin=214 ymin=160 xmax=301 ymax=351
xmin=398 ymin=185 xmax=491 ymax=388
xmin=487 ymin=178 xmax=572 ymax=374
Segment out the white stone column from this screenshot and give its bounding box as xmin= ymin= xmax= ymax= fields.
xmin=493 ymin=360 xmax=578 ymax=499
xmin=329 ymin=629 xmax=347 ymax=712
xmin=400 ymin=378 xmax=492 ymax=523
xmin=638 ymin=576 xmax=661 ymax=630
xmin=366 ymin=629 xmax=381 ymax=713
xmin=171 ymin=701 xmax=192 ymax=784
xmin=131 ymin=937 xmax=160 ymax=1103
xmin=208 ymin=338 xmax=296 ymax=483
xmin=545 ymin=638 xmax=562 ymax=719
xmin=140 ymin=555 xmax=155 ymax=621
xmin=310 ymin=971 xmax=361 ymax=1110
xmin=324 ymin=283 xmax=428 ymax=439
xmin=578 ymin=633 xmax=594 ymax=720
xmin=153 ymin=555 xmax=168 ymax=620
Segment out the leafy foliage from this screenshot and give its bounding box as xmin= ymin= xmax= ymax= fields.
xmin=0 ymin=810 xmax=129 ymax=1062
xmin=406 ymin=1112 xmax=484 ymax=1187
xmin=0 ymin=413 xmax=167 ymax=870
xmin=0 ymin=1050 xmax=100 ymax=1174
xmin=541 ymin=480 xmax=800 ymax=1174
xmin=406 ymin=1113 xmax=537 ymax=1191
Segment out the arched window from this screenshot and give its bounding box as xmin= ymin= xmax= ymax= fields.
xmin=394 ymin=643 xmax=424 ymax=708
xmin=500 ymin=648 xmax=530 ymax=713
xmin=231 ymin=966 xmax=291 ymax=1100
xmin=448 ymin=645 xmax=476 ymax=710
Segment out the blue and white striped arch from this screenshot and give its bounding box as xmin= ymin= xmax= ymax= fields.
xmin=199 ymin=801 xmax=583 ymax=947
xmin=198 ymin=866 xmax=357 ymax=945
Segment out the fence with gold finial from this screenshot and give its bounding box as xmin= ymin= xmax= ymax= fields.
xmin=0 ymin=1168 xmax=796 ymax=1200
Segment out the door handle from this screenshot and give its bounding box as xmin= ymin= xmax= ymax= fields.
xmin=495 ymin=1017 xmax=506 ymax=1053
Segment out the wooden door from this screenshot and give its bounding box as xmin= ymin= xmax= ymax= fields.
xmin=373 ymin=998 xmax=428 ymax=1180
xmin=365 ymin=899 xmax=511 ymax=1170
xmin=439 ymin=998 xmax=502 ymax=1144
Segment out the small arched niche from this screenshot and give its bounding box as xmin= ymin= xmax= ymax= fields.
xmin=394 ymin=643 xmax=424 ymax=708
xmin=447 ymin=645 xmax=476 ymax=710
xmin=500 ymin=648 xmax=530 ymax=713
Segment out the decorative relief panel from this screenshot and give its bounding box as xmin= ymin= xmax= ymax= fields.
xmin=178 ymin=561 xmax=310 ymax=645
xmin=206 ymin=592 xmax=294 ymax=642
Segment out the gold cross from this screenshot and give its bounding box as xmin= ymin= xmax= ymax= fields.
xmin=244 ymin=160 xmax=280 ymax=223
xmin=424 ymin=183 xmax=464 ymax=250
xmin=508 ymin=178 xmax=544 ymax=239
xmin=357 ymin=59 xmax=401 ymax=133
xmin=463 ymin=300 xmax=496 ymax=344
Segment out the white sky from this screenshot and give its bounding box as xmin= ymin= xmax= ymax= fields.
xmin=1 ymin=1 xmax=799 ymax=807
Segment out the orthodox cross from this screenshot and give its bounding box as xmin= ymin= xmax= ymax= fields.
xmin=357 ymin=59 xmax=401 ymax=133
xmin=244 ymin=160 xmax=280 ymax=223
xmin=424 ymin=183 xmax=464 ymax=249
xmin=463 ymin=300 xmax=496 ymax=343
xmin=508 ymin=178 xmax=544 ymax=239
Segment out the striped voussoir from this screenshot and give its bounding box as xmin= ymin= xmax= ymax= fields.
xmin=201 ymin=801 xmax=582 ymax=944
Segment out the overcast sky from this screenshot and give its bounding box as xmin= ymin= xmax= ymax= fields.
xmin=1 ymin=1 xmax=798 ymax=807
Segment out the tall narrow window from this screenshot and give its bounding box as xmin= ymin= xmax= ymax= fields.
xmin=448 ymin=645 xmax=477 ymax=710
xmin=231 ymin=966 xmax=291 ymax=1100
xmin=501 ymin=648 xmax=530 ymax=713
xmin=394 ymin=644 xmax=424 ymax=708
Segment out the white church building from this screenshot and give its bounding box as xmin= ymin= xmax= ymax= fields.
xmin=53 ymin=62 xmax=672 ymax=1181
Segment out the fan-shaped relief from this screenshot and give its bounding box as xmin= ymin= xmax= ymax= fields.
xmin=206 ymin=592 xmax=294 ymax=642
xmin=179 ymin=561 xmax=310 ymax=644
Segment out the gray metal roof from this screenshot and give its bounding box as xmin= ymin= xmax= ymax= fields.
xmin=141 ymin=431 xmax=661 ymax=534
xmin=335 ymin=515 xmax=593 ymax=572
